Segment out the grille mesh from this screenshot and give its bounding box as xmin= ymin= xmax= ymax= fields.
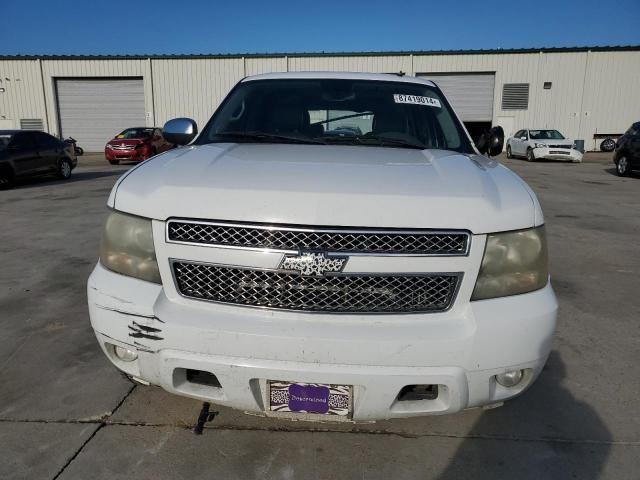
xmin=168 ymin=222 xmax=468 ymax=255
xmin=172 ymin=262 xmax=460 ymax=313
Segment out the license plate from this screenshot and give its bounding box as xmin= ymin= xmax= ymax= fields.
xmin=268 ymin=380 xmax=352 ymax=416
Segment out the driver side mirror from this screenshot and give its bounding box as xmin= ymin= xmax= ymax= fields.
xmin=162 ymin=118 xmax=198 ymax=145
xmin=476 ymin=126 xmax=504 ymax=157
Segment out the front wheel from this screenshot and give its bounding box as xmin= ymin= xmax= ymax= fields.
xmin=0 ymin=165 xmax=15 ymax=189
xmin=616 ymin=156 xmax=630 ymax=177
xmin=526 ymin=148 xmax=536 ymax=162
xmin=506 ymin=145 xmax=513 ymax=159
xmin=57 ymin=158 xmax=72 ymax=179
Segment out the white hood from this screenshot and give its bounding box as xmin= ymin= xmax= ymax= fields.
xmin=109 ymin=144 xmax=542 ymax=234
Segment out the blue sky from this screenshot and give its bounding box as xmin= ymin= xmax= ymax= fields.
xmin=2 ymin=0 xmax=639 ymax=55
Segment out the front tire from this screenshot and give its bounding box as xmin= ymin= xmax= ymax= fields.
xmin=506 ymin=145 xmax=513 ymax=159
xmin=57 ymin=158 xmax=72 ymax=180
xmin=616 ymin=156 xmax=630 ymax=177
xmin=0 ymin=165 xmax=15 ymax=190
xmin=526 ymin=148 xmax=536 ymax=162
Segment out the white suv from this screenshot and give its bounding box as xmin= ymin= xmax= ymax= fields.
xmin=88 ymin=72 xmax=557 ymax=422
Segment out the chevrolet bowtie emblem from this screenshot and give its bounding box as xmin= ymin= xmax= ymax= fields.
xmin=280 ymin=251 xmax=347 ymax=276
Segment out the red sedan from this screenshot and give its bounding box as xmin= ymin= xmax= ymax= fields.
xmin=105 ymin=127 xmax=173 ymax=164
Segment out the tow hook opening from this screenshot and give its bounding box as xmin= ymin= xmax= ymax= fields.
xmin=397 ymin=384 xmax=439 ymax=401
xmin=185 ymin=369 xmax=222 ymax=388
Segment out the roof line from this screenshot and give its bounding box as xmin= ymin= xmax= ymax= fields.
xmin=1 ymin=45 xmax=639 ymax=60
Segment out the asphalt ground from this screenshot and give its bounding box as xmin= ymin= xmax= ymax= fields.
xmin=1 ymin=151 xmax=638 ymax=479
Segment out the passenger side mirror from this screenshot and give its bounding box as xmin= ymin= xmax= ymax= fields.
xmin=162 ymin=118 xmax=198 ymax=145
xmin=476 ymin=126 xmax=504 ymax=157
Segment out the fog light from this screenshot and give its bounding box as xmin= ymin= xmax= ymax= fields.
xmin=113 ymin=345 xmax=138 ymax=362
xmin=495 ymin=370 xmax=524 ymax=387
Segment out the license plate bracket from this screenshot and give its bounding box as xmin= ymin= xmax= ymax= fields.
xmin=268 ymin=380 xmax=352 ymax=417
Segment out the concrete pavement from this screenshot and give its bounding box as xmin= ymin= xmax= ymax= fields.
xmin=1 ymin=152 xmax=638 ymax=479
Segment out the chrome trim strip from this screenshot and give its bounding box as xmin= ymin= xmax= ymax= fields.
xmin=165 ymin=219 xmax=471 ymax=257
xmin=168 ymin=258 xmax=464 ymax=315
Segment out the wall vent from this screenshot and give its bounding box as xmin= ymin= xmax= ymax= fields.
xmin=20 ymin=118 xmax=44 ymax=130
xmin=501 ymin=83 xmax=530 ymax=110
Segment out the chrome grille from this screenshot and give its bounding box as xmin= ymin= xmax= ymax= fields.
xmin=548 ymin=144 xmax=572 ymax=149
xmin=167 ymin=221 xmax=469 ymax=256
xmin=172 ymin=261 xmax=460 ymax=313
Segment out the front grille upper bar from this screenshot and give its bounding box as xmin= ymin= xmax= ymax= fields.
xmin=166 ymin=219 xmax=471 ymax=257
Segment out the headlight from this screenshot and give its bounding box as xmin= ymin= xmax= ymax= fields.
xmin=106 ymin=143 xmax=113 ymax=149
xmin=534 ymin=143 xmax=546 ymax=148
xmin=472 ymin=226 xmax=548 ymax=300
xmin=99 ymin=211 xmax=161 ymax=284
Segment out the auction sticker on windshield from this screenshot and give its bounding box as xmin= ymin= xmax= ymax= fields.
xmin=393 ymin=94 xmax=441 ymax=107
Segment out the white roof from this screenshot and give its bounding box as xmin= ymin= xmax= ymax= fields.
xmin=242 ymin=71 xmax=437 ymax=87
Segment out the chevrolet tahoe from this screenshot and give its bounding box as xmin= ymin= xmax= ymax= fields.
xmin=87 ymin=72 xmax=558 ymax=421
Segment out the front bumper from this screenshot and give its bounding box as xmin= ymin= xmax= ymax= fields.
xmin=533 ymin=147 xmax=583 ymax=162
xmin=88 ymin=261 xmax=558 ymax=421
xmin=105 ymin=147 xmax=148 ymax=162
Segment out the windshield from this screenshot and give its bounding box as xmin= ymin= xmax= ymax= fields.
xmin=117 ymin=128 xmax=153 ymax=139
xmin=0 ymin=134 xmax=12 ymax=150
xmin=529 ymin=129 xmax=565 ymax=140
xmin=197 ymin=79 xmax=473 ymax=153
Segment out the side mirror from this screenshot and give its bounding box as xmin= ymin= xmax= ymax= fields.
xmin=476 ymin=126 xmax=504 ymax=157
xmin=520 ymin=136 xmax=527 ymax=141
xmin=162 ymin=118 xmax=198 ymax=145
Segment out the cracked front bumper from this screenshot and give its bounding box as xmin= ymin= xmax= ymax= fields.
xmin=88 ymin=262 xmax=558 ymax=421
xmin=533 ymin=147 xmax=583 ymax=162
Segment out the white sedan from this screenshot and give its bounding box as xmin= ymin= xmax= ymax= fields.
xmin=506 ymin=129 xmax=583 ymax=162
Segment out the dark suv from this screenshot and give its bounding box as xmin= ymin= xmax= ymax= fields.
xmin=0 ymin=130 xmax=78 ymax=188
xmin=614 ymin=122 xmax=640 ymax=176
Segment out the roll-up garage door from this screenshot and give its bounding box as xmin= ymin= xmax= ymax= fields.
xmin=418 ymin=73 xmax=495 ymax=122
xmin=56 ymin=78 xmax=145 ymax=151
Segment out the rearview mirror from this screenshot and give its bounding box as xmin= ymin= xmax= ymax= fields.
xmin=162 ymin=118 xmax=198 ymax=145
xmin=476 ymin=126 xmax=504 ymax=157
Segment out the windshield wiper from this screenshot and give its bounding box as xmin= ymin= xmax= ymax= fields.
xmin=366 ymin=135 xmax=427 ymax=150
xmin=321 ymin=134 xmax=426 ymax=150
xmin=210 ymin=131 xmax=325 ymax=145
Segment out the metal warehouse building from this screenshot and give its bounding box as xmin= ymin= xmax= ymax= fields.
xmin=0 ymin=46 xmax=638 ymax=151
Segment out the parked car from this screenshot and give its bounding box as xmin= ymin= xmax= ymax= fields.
xmin=506 ymin=129 xmax=582 ymax=163
xmin=104 ymin=127 xmax=172 ymax=165
xmin=0 ymin=130 xmax=77 ymax=188
xmin=88 ymin=72 xmax=557 ymax=421
xmin=613 ymin=121 xmax=640 ymax=176
xmin=325 ymin=126 xmax=363 ymax=137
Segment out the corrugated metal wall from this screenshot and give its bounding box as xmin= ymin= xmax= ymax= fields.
xmin=0 ymin=60 xmax=47 ymax=130
xmin=1 ymin=50 xmax=638 ymax=150
xmin=151 ymin=58 xmax=244 ymax=127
